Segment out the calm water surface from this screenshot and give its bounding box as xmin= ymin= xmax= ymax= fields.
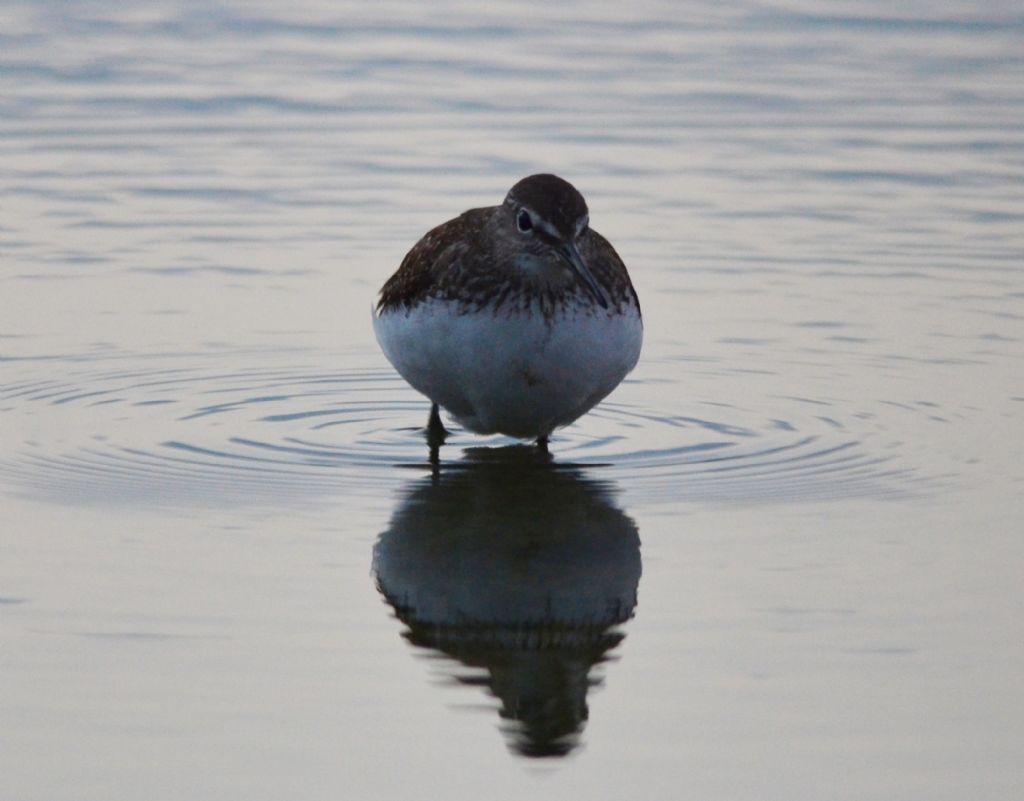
xmin=2 ymin=3 xmax=1023 ymax=799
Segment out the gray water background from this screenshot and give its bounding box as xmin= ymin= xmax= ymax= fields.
xmin=2 ymin=2 xmax=1022 ymax=799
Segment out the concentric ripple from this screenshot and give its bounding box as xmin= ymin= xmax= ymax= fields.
xmin=0 ymin=352 xmax=936 ymax=507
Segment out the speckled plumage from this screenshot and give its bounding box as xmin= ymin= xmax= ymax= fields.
xmin=373 ymin=174 xmax=642 ymax=441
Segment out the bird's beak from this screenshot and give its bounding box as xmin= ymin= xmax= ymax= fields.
xmin=559 ymin=241 xmax=609 ymax=309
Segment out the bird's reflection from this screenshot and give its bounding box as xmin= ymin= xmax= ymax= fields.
xmin=373 ymin=446 xmax=641 ymax=758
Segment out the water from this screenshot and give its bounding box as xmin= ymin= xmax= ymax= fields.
xmin=2 ymin=2 xmax=1022 ymax=799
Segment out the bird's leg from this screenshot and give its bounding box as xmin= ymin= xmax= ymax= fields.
xmin=426 ymin=403 xmax=448 ymax=460
xmin=427 ymin=402 xmax=447 ymax=435
xmin=536 ymin=434 xmax=550 ymax=454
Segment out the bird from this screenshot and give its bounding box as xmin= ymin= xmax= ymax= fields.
xmin=372 ymin=173 xmax=642 ymax=448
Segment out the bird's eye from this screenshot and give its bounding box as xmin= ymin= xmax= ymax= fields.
xmin=516 ymin=208 xmax=534 ymax=233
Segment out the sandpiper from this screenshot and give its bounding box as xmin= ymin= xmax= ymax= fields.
xmin=372 ymin=174 xmax=642 ymax=445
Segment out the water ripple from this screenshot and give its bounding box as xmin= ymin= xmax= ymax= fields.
xmin=0 ymin=353 xmax=937 ymax=508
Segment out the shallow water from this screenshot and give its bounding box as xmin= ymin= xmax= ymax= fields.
xmin=2 ymin=2 xmax=1023 ymax=799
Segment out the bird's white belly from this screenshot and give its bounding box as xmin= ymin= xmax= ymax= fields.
xmin=372 ymin=299 xmax=642 ymax=438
